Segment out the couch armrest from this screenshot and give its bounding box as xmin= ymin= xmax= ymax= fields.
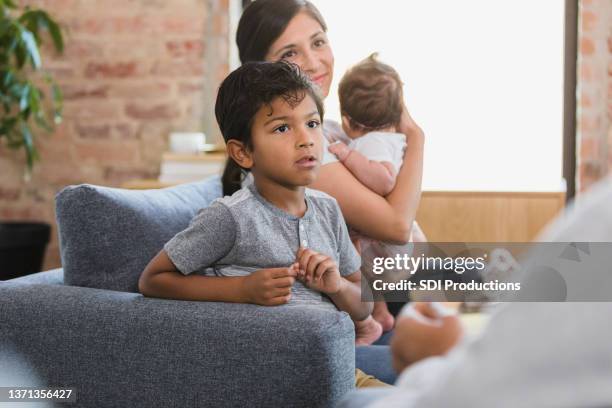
xmin=7 ymin=268 xmax=64 ymax=285
xmin=0 ymin=282 xmax=355 ymax=408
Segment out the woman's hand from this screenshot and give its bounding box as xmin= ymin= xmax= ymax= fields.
xmin=295 ymin=247 xmax=344 ymax=295
xmin=397 ymin=102 xmax=423 ymax=139
xmin=241 ymin=267 xmax=297 ymax=306
xmin=390 ymin=302 xmax=463 ymax=373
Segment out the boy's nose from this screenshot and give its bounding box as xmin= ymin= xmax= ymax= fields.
xmin=296 ymin=140 xmax=314 ymax=149
xmin=295 ymin=126 xmax=316 ymax=149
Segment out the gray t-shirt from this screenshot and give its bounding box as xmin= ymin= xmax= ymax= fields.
xmin=164 ymin=183 xmax=361 ymax=308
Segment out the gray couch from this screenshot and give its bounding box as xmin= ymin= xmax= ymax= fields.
xmin=0 ymin=176 xmax=355 ymax=408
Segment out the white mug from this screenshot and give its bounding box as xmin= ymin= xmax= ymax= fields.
xmin=169 ymin=132 xmax=206 ymax=153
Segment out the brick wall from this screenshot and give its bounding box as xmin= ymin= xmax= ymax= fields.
xmin=577 ymin=0 xmax=612 ymax=192
xmin=0 ymin=0 xmax=229 ymax=270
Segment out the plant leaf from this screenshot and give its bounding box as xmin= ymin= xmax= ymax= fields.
xmin=18 ymin=10 xmax=41 ymax=44
xmin=39 ymin=11 xmax=63 ymax=53
xmin=13 ymin=31 xmax=27 ymax=68
xmin=1 ymin=69 xmax=13 ymax=87
xmin=19 ymin=82 xmax=29 ymax=111
xmin=21 ymin=121 xmax=38 ymax=171
xmin=20 ymin=29 xmax=40 ymax=69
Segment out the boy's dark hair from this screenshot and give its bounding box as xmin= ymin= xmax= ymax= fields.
xmin=237 ymin=0 xmax=327 ymax=64
xmin=216 ymin=61 xmax=324 ymax=196
xmin=338 ymin=53 xmax=403 ymax=131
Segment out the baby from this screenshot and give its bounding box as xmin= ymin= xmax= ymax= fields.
xmin=329 ymin=53 xmax=426 ymax=331
xmin=329 ymin=53 xmax=406 ymax=196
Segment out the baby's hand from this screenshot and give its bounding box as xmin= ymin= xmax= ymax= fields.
xmin=295 ymin=247 xmax=343 ymax=295
xmin=328 ymin=141 xmax=351 ymax=162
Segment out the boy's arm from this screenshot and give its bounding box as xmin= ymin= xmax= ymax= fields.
xmin=329 ymin=142 xmax=397 ymax=196
xmin=327 ymin=270 xmax=373 ymax=321
xmin=139 ymin=249 xmax=296 ymax=306
xmin=295 ymin=247 xmax=372 ymax=321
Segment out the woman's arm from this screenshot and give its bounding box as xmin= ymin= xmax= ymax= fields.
xmin=138 ymin=249 xmax=296 ymax=306
xmin=312 ymin=110 xmax=424 ymax=244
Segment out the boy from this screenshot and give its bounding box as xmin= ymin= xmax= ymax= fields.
xmin=139 ymin=62 xmax=384 ymax=385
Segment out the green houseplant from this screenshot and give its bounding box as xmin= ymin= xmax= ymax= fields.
xmin=0 ymin=0 xmax=64 ymax=279
xmin=1 ymin=0 xmax=64 ymax=176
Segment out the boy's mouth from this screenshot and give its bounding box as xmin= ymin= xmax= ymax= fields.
xmin=295 ymin=154 xmax=318 ymax=169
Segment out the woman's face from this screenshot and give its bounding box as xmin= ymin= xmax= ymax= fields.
xmin=265 ymin=11 xmax=334 ymax=98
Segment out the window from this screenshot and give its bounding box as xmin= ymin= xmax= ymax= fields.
xmin=314 ymin=0 xmax=566 ymax=191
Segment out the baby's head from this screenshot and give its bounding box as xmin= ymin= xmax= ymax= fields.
xmin=216 ymin=61 xmax=325 ymax=194
xmin=338 ymin=53 xmax=403 ymax=139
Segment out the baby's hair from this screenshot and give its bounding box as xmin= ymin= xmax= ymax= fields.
xmin=338 ymin=53 xmax=403 ymax=131
xmin=216 ymin=61 xmax=324 ymax=196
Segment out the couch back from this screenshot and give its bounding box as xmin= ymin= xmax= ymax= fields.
xmin=55 ymin=176 xmax=222 ymax=292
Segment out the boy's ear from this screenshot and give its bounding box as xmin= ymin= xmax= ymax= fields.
xmin=226 ymin=140 xmax=254 ymax=170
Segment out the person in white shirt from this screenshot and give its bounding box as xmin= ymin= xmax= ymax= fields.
xmin=339 ymin=175 xmax=612 ymax=407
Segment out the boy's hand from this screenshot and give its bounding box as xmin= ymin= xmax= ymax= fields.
xmin=328 ymin=141 xmax=351 ymax=162
xmin=295 ymin=247 xmax=344 ymax=295
xmin=242 ymin=267 xmax=297 ymax=306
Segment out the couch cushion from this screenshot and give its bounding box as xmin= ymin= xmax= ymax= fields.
xmin=55 ymin=176 xmax=222 ymax=292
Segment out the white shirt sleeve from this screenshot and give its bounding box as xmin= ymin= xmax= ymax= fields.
xmin=349 ymin=132 xmax=406 ymax=170
xmin=321 ymin=120 xmax=351 ymax=165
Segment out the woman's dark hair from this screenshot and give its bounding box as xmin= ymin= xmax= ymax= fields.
xmin=237 ymin=0 xmax=327 ymax=64
xmin=216 ymin=61 xmax=324 ymax=196
xmin=339 ymin=53 xmax=404 ymax=131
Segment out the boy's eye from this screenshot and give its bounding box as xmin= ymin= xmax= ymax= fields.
xmin=313 ymin=39 xmax=326 ymax=47
xmin=274 ymin=124 xmax=290 ymax=133
xmin=307 ymin=120 xmax=320 ymax=129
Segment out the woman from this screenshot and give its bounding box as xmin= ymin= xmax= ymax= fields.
xmin=228 ymin=0 xmax=425 ymax=342
xmin=230 ymin=0 xmax=423 ymax=244
xmin=227 ymin=0 xmax=424 ymax=353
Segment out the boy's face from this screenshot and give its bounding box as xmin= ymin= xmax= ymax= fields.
xmin=246 ymin=94 xmax=323 ymax=189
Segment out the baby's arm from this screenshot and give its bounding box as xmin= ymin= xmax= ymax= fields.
xmin=328 ymin=142 xmax=397 ymax=196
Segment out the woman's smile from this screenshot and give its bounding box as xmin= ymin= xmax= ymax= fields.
xmin=312 ymin=73 xmax=328 ymax=86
